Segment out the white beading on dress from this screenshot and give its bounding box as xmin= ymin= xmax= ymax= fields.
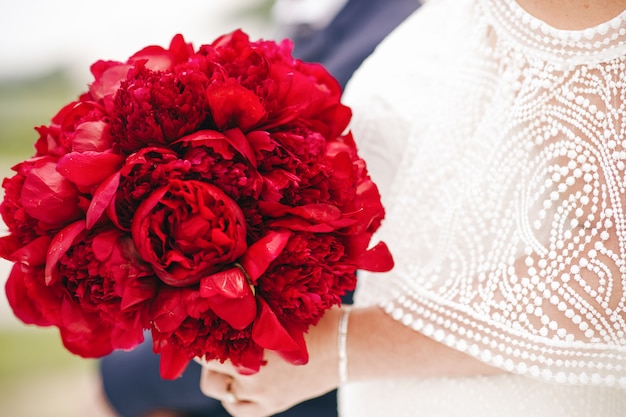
xmin=340 ymin=0 xmax=626 ymax=415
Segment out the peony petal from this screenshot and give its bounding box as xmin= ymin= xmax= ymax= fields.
xmin=130 ymin=186 xmax=168 ymax=270
xmin=232 ymin=348 xmax=264 ymax=375
xmin=120 ymin=278 xmax=157 ymax=311
xmin=258 ymin=201 xmax=342 ymax=222
xmin=355 ymin=241 xmax=394 ymax=272
xmin=90 ymin=229 xmax=118 ymax=262
xmin=207 ymin=293 xmax=257 ymax=330
xmin=259 ymin=169 xmax=299 ymax=203
xmin=200 ymin=267 xmax=249 ymax=299
xmin=89 ymin=64 xmax=132 ymax=102
xmin=239 ymin=230 xmax=291 ymax=282
xmin=168 ymin=34 xmax=194 ymax=64
xmin=245 ymin=130 xmax=274 ymax=155
xmin=200 ymin=267 xmax=256 ymax=329
xmin=251 ymin=298 xmax=299 ymax=352
xmin=10 ymin=236 xmax=51 ymax=267
xmin=151 ymin=288 xmax=190 ymax=333
xmin=71 ymin=120 xmax=112 ymax=152
xmin=109 ymin=313 xmax=145 ymax=351
xmin=21 ymin=159 xmax=82 ymax=225
xmin=57 ymin=151 xmax=124 ymax=188
xmin=86 ymin=172 xmax=120 ymax=229
xmin=175 ymin=129 xmax=257 ymax=166
xmin=289 ymin=204 xmax=342 ymax=222
xmin=59 ymin=297 xmax=114 ymax=358
xmin=266 ymin=217 xmax=337 ymax=233
xmin=276 ymin=322 xmax=309 ymax=366
xmin=45 ymin=221 xmax=86 ymax=285
xmin=4 ymin=264 xmax=52 ymax=326
xmin=223 ymin=128 xmax=257 ymax=167
xmin=0 ymin=235 xmax=22 ymax=262
xmin=259 ymin=175 xmax=285 ymax=204
xmin=157 ymin=341 xmax=192 ymax=380
xmin=345 ymin=231 xmax=370 ymax=256
xmin=129 ymin=45 xmax=174 ymax=72
xmin=352 ymin=180 xmax=385 ymax=233
xmin=206 ymin=79 xmax=266 ymax=131
xmin=175 ymin=129 xmax=229 ymax=146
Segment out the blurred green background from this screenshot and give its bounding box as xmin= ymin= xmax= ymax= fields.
xmin=0 ymin=69 xmax=75 ymax=155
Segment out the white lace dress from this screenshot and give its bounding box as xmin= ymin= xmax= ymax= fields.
xmin=339 ymin=0 xmax=626 ymax=415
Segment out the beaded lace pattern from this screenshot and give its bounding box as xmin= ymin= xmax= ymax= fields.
xmin=345 ymin=0 xmax=626 ymax=387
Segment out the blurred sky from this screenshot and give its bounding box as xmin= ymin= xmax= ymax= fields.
xmin=0 ymin=0 xmax=271 ymax=85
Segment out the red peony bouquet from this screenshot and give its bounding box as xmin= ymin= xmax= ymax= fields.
xmin=0 ymin=30 xmax=393 ymax=379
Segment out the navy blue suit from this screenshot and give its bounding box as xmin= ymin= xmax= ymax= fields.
xmin=99 ymin=1 xmax=421 ymax=416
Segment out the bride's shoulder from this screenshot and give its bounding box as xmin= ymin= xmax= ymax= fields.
xmin=514 ymin=0 xmax=626 ymax=29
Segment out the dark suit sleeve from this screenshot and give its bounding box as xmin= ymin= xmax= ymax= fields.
xmin=291 ymin=0 xmax=421 ymax=88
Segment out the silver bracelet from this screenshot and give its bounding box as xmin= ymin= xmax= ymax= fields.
xmin=337 ymin=307 xmax=352 ymax=385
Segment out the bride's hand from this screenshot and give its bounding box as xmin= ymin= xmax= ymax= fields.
xmin=199 ymin=308 xmax=341 ymax=417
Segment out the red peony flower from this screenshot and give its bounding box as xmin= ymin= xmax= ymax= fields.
xmin=110 ymin=63 xmax=209 ymax=154
xmin=131 ymin=179 xmax=248 ymax=287
xmin=3 ymin=157 xmax=86 ymax=233
xmin=4 ymin=263 xmax=51 ymax=325
xmin=257 ymin=232 xmax=356 ymax=330
xmin=1 ymin=171 xmax=42 ymax=246
xmin=151 ymin=286 xmax=265 ymax=380
xmin=48 ymin=223 xmax=156 ymax=353
xmin=5 ymin=222 xmax=156 ymax=357
xmin=87 ymin=34 xmax=196 ymax=107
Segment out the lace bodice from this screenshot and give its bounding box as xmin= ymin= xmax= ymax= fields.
xmin=344 ymin=0 xmax=626 ymax=387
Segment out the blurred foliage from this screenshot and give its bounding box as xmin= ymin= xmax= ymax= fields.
xmin=0 ymin=328 xmax=90 ymax=380
xmin=0 ymin=328 xmax=98 ymax=417
xmin=0 ymin=67 xmax=80 ymax=159
xmin=230 ymin=0 xmax=276 ymax=21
